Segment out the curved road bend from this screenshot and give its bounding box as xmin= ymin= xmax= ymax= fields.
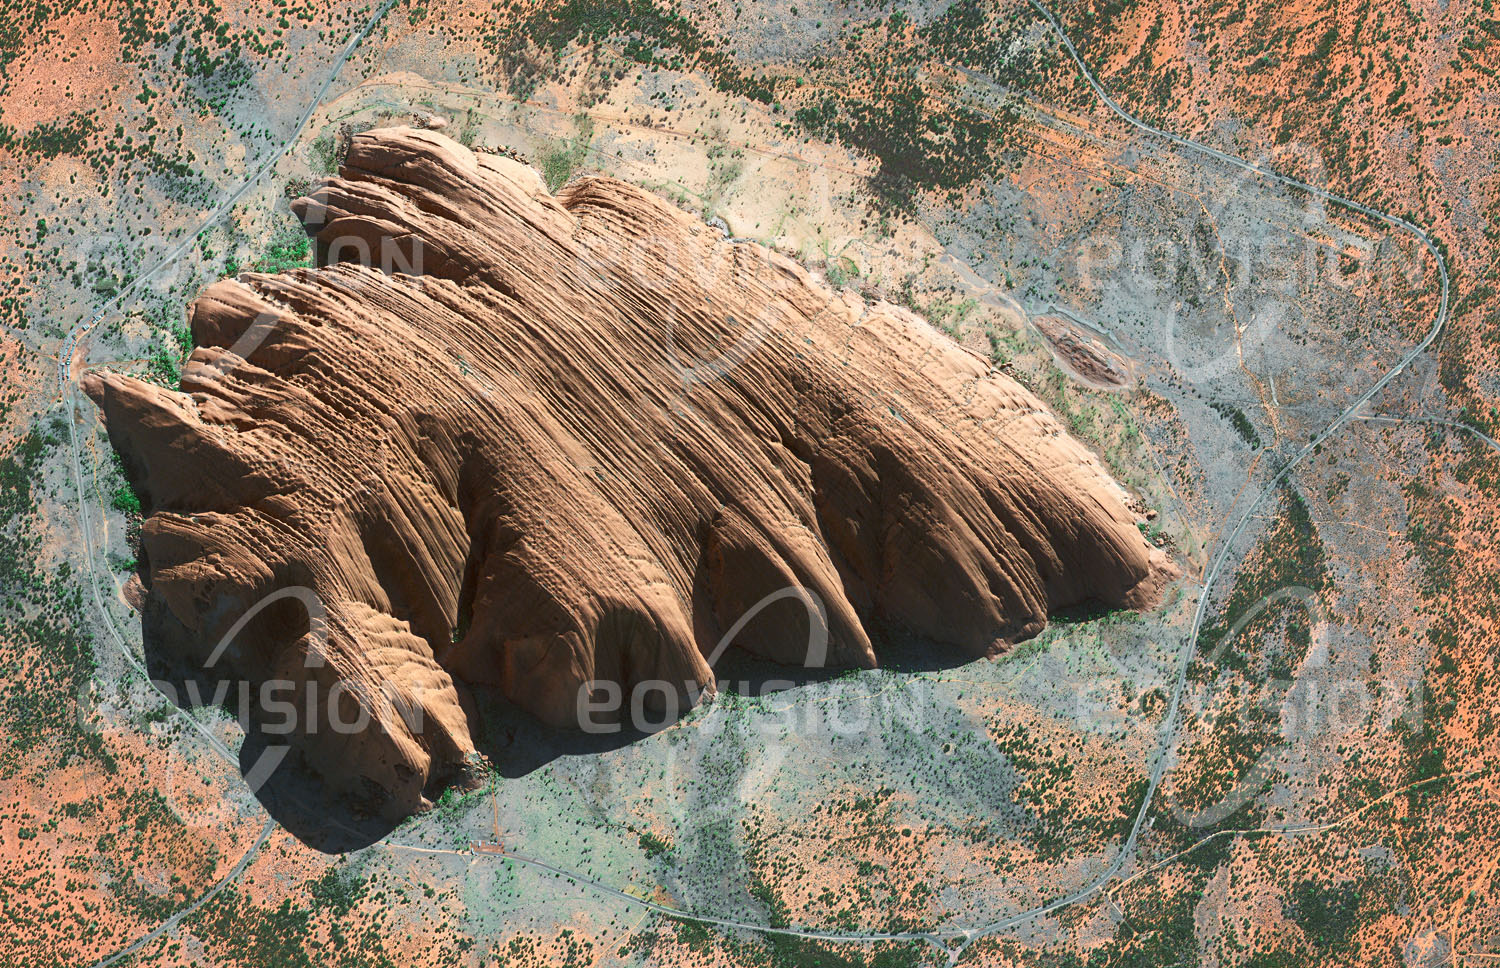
xmin=1358 ymin=414 xmax=1499 ymax=453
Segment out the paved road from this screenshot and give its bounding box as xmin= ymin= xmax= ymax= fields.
xmin=1359 ymin=413 xmax=1500 ymax=453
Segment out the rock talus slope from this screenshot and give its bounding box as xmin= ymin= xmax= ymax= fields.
xmin=87 ymin=128 xmax=1175 ymax=818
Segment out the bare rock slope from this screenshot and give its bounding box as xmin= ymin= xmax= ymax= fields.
xmin=87 ymin=128 xmax=1175 ymax=818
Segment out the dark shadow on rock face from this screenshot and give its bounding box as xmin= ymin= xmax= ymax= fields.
xmin=706 ymin=619 xmax=1005 ymax=682
xmin=465 ymin=683 xmax=652 ymax=781
xmin=135 ymin=612 xmax=1065 ymax=852
xmin=138 ymin=649 xmax=404 ymax=852
xmin=458 ymin=621 xmax=1001 ymax=783
xmin=704 ymin=642 xmax=849 ymax=695
xmin=861 ymin=621 xmax=987 ymax=674
xmin=240 ymin=733 xmax=404 ymax=853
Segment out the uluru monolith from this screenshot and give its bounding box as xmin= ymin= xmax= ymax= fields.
xmin=87 ymin=128 xmax=1175 ymax=820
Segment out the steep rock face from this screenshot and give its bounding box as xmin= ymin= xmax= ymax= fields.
xmin=87 ymin=128 xmax=1175 ymax=818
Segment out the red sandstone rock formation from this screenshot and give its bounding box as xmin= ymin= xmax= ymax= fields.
xmin=86 ymin=128 xmax=1175 ymax=818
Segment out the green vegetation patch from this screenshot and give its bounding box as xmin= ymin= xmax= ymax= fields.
xmin=188 ymin=869 xmax=400 ymax=968
xmin=145 ymin=320 xmax=193 ymax=389
xmin=1210 ymin=399 xmax=1262 ymax=449
xmin=486 ymin=0 xmax=776 ymax=104
xmin=540 ymin=115 xmax=595 ymax=191
xmin=247 ymin=224 xmax=313 ymax=275
xmin=794 ymin=6 xmax=1030 ymax=214
xmin=1172 ymin=485 xmax=1330 ymax=817
xmin=991 ymin=723 xmax=1145 ymax=860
